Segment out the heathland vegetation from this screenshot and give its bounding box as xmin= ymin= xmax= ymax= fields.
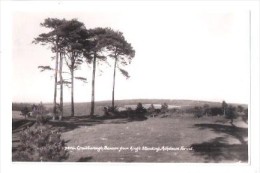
xmin=12 ymin=99 xmax=248 ymax=162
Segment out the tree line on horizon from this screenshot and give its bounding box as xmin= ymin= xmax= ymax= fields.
xmin=33 ymin=18 xmax=135 ymax=119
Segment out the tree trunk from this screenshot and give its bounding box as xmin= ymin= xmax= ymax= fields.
xmin=59 ymin=52 xmax=63 ymax=120
xmin=90 ymin=53 xmax=97 ymax=116
xmin=53 ymin=44 xmax=59 ymax=120
xmin=71 ymin=69 xmax=74 ymax=117
xmin=112 ymin=57 xmax=118 ymax=110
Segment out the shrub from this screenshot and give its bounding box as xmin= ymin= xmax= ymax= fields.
xmin=147 ymin=104 xmax=155 ymax=113
xmin=36 ymin=114 xmax=49 ymax=125
xmin=133 ymin=103 xmax=146 ymax=119
xmin=242 ymin=109 xmax=248 ymax=123
xmin=202 ymin=104 xmax=210 ymax=116
xmin=135 ymin=103 xmax=146 ymax=113
xmin=225 ymin=105 xmax=237 ymax=124
xmin=160 ymin=103 xmax=169 ymax=113
xmin=108 ymin=106 xmax=119 ymax=113
xmin=194 ymin=106 xmax=203 ymax=118
xmin=237 ymin=105 xmax=244 ymax=113
xmin=31 ymin=103 xmax=50 ymax=124
xmin=103 ymin=106 xmax=119 ymax=116
xmin=20 ymin=106 xmax=30 ymax=118
xmin=209 ymin=107 xmax=223 ymax=116
xmin=14 ymin=125 xmax=68 ymax=161
xmin=147 ymin=104 xmax=157 ymax=117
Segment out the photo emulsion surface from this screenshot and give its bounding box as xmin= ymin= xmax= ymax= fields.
xmin=12 ymin=3 xmax=250 ymax=163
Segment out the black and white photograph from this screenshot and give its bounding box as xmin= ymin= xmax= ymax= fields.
xmin=0 ymin=0 xmax=259 ymax=172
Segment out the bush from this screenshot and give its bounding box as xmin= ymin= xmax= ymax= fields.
xmin=103 ymin=106 xmax=119 ymax=117
xmin=147 ymin=104 xmax=157 ymax=117
xmin=237 ymin=105 xmax=244 ymax=113
xmin=202 ymin=104 xmax=210 ymax=116
xmin=242 ymin=109 xmax=248 ymax=123
xmin=31 ymin=103 xmax=51 ymax=124
xmin=20 ymin=106 xmax=30 ymax=118
xmin=128 ymin=103 xmax=146 ymax=119
xmin=209 ymin=107 xmax=223 ymax=116
xmin=36 ymin=114 xmax=49 ymax=125
xmin=225 ymin=105 xmax=237 ymax=124
xmin=14 ymin=125 xmax=68 ymax=161
xmin=160 ymin=103 xmax=169 ymax=113
xmin=147 ymin=104 xmax=155 ymax=113
xmin=135 ymin=103 xmax=146 ymax=114
xmin=194 ymin=106 xmax=203 ymax=118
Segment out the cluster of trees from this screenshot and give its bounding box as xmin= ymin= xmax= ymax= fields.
xmin=33 ymin=18 xmax=135 ymax=119
xmin=192 ymin=101 xmax=248 ymax=124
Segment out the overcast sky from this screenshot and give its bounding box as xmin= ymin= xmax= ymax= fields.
xmin=11 ymin=2 xmax=250 ymax=104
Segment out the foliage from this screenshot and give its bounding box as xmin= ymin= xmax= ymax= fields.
xmin=33 ymin=18 xmax=135 ymax=117
xmin=31 ymin=103 xmax=50 ymax=124
xmin=38 ymin=66 xmax=54 ymax=72
xmin=209 ymin=107 xmax=223 ymax=116
xmin=103 ymin=28 xmax=135 ymax=110
xmin=193 ymin=106 xmax=203 ymax=118
xmin=225 ymin=105 xmax=237 ymax=123
xmin=20 ymin=107 xmax=30 ymax=118
xmin=147 ymin=104 xmax=156 ymax=113
xmin=35 ymin=114 xmax=49 ymax=125
xmin=242 ymin=109 xmax=248 ymax=123
xmin=134 ymin=103 xmax=147 ymax=118
xmin=147 ymin=104 xmax=158 ymax=117
xmin=237 ymin=105 xmax=244 ymax=113
xmin=202 ymin=104 xmax=210 ymax=116
xmin=222 ymin=101 xmax=228 ymax=115
xmin=118 ymin=68 xmax=130 ymax=79
xmin=14 ymin=125 xmax=68 ymax=161
xmin=75 ymin=77 xmax=87 ymax=83
xmin=160 ymin=103 xmax=169 ymax=113
xmin=107 ymin=106 xmax=119 ymax=113
xmin=103 ymin=106 xmax=119 ymax=115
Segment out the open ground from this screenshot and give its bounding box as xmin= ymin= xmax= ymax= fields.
xmin=12 ymin=100 xmax=248 ymax=163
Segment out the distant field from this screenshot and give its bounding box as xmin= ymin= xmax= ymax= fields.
xmin=12 ymin=99 xmax=247 ymax=117
xmin=12 ymin=111 xmax=25 ymax=119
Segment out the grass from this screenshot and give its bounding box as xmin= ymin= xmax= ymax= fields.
xmin=12 ymin=100 xmax=248 ymax=163
xmin=59 ymin=115 xmax=247 ymax=162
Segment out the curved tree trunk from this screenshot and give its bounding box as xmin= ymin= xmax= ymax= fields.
xmin=59 ymin=52 xmax=63 ymax=120
xmin=53 ymin=44 xmax=59 ymax=120
xmin=112 ymin=57 xmax=117 ymax=110
xmin=90 ymin=53 xmax=97 ymax=116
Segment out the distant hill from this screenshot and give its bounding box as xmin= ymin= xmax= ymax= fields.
xmin=13 ymin=99 xmax=247 ymax=112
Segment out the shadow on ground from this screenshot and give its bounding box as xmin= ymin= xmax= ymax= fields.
xmin=12 ymin=115 xmax=148 ymax=134
xmin=77 ymin=156 xmax=93 ymax=162
xmin=47 ymin=115 xmax=147 ymax=133
xmin=191 ymin=123 xmax=248 ymax=162
xmin=12 ymin=119 xmax=35 ymax=132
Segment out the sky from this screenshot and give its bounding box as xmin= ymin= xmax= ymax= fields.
xmin=11 ymin=2 xmax=250 ymax=104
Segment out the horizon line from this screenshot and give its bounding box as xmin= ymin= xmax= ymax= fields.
xmin=12 ymin=98 xmax=247 ymax=105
